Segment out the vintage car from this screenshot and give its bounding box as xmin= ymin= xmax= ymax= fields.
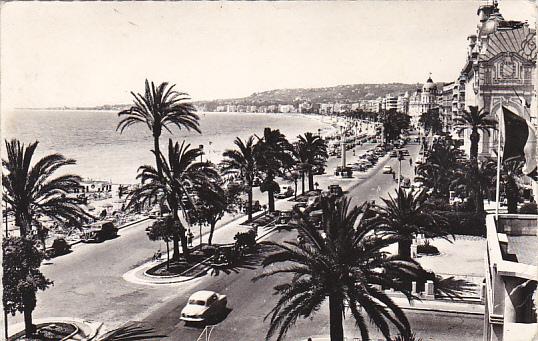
xmin=81 ymin=220 xmax=118 ymax=243
xmin=180 ymin=290 xmax=227 ymax=322
xmin=275 ymin=186 xmax=294 ymax=199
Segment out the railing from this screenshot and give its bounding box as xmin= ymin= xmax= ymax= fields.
xmin=196 ymin=325 xmax=215 ymax=341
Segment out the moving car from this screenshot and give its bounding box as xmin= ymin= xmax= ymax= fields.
xmin=382 ymin=165 xmax=393 ymax=174
xmin=275 ymin=186 xmax=294 ymax=199
xmin=81 ymin=221 xmax=118 ymax=243
xmin=328 ymin=184 xmax=343 ymax=197
xmin=180 ymin=290 xmax=227 ymax=322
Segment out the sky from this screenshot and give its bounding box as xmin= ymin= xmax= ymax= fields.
xmin=0 ymin=1 xmax=535 ymax=109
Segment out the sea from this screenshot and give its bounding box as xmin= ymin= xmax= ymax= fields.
xmin=2 ymin=110 xmax=334 ymax=184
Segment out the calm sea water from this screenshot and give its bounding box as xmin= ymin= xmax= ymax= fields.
xmin=2 ymin=110 xmax=331 ymax=184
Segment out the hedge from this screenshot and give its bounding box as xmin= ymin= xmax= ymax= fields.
xmin=440 ymin=211 xmax=486 ymax=237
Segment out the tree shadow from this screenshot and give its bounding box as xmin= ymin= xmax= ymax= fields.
xmin=434 ymin=275 xmax=478 ymax=299
xmin=98 ymin=321 xmax=168 ymax=340
xmin=207 ymin=243 xmax=281 ymax=277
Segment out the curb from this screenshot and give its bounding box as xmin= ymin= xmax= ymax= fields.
xmin=7 ymin=317 xmax=102 ymax=341
xmin=67 ymin=217 xmax=150 ymax=247
xmin=399 ymin=304 xmax=485 ymax=316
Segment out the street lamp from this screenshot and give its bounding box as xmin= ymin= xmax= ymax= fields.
xmin=318 ymin=128 xmax=322 ymax=137
xmin=397 ymin=150 xmax=405 ymax=191
xmin=199 ymin=144 xmax=204 ymax=163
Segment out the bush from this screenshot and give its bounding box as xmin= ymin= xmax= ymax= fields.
xmin=519 ymin=202 xmax=538 ymax=214
xmin=49 ymin=238 xmax=71 ymax=257
xmin=441 ymin=211 xmax=486 ymax=236
xmin=417 ymin=241 xmax=439 ymax=255
xmin=234 ymin=230 xmax=256 ymax=253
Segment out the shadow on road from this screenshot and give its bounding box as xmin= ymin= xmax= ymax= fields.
xmin=208 ymin=243 xmax=281 ymax=277
xmin=184 ymin=307 xmax=233 ymax=329
xmin=98 ymin=321 xmax=167 ymax=340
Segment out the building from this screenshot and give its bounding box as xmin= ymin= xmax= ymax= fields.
xmin=397 ymin=92 xmax=410 ymax=114
xmin=484 ymin=214 xmax=537 ymax=341
xmin=459 ymin=0 xmax=536 ymax=159
xmin=408 ymin=76 xmax=440 ymax=128
xmin=381 ymin=94 xmax=398 ymax=111
xmin=71 ymin=179 xmax=112 ymax=194
xmin=440 ymin=82 xmax=455 ymax=132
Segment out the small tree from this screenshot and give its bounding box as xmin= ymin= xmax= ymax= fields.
xmin=146 ymin=216 xmax=175 ymax=269
xmin=3 ymin=237 xmax=52 ymax=337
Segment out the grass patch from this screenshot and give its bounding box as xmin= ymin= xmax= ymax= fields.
xmin=9 ymin=323 xmax=77 ymax=341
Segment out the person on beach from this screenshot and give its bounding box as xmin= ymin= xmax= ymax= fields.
xmin=409 ymin=157 xmax=412 ymax=166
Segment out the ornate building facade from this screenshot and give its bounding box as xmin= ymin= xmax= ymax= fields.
xmin=408 ymin=76 xmax=439 ymax=128
xmin=459 ymin=1 xmax=536 ymax=159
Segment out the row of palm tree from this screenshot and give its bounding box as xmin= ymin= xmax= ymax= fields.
xmin=221 ymin=131 xmax=327 ymax=220
xmin=117 ymin=80 xmax=329 ymax=262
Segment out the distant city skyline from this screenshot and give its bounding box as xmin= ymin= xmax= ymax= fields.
xmin=1 ymin=1 xmax=535 ymax=110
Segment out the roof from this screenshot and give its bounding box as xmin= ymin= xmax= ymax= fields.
xmin=189 ymin=290 xmax=216 ymax=301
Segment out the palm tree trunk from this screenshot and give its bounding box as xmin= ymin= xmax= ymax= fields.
xmin=308 ymin=170 xmax=314 ymax=192
xmin=398 ymin=239 xmax=412 ymax=259
xmin=329 ymin=294 xmax=344 ymax=341
xmin=208 ymin=221 xmax=216 ymax=245
xmin=166 ymin=240 xmax=170 ymax=270
xmin=153 ymin=134 xmax=163 ymax=177
xmin=248 ymin=186 xmax=253 ymax=222
xmin=301 ymin=172 xmax=305 ymax=195
xmin=268 ymin=191 xmax=275 ymax=212
xmin=470 ymin=128 xmax=479 ymax=161
xmin=23 ymin=293 xmax=36 ymax=337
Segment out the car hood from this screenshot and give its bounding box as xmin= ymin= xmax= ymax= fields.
xmin=182 ymin=304 xmax=209 ymax=316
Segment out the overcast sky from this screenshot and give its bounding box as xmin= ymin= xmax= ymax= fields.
xmin=0 ymin=1 xmax=535 ymax=109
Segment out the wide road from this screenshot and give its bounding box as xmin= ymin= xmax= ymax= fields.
xmin=133 ymin=142 xmax=483 ymax=341
xmin=7 ymin=139 xmax=483 ymax=341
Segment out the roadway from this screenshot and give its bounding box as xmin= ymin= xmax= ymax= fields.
xmin=6 ymin=141 xmax=484 ymax=340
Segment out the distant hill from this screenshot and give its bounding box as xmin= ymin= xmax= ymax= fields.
xmin=194 ymin=83 xmax=423 ymax=109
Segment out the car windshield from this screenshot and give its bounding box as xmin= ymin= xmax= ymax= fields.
xmin=188 ymin=299 xmax=206 ymax=306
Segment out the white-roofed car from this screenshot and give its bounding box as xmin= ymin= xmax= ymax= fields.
xmin=180 ymin=290 xmax=227 ymax=323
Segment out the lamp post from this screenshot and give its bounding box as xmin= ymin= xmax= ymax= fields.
xmin=4 ymin=209 xmax=8 ymax=340
xmin=199 ymin=144 xmax=204 ymax=163
xmin=340 ymin=126 xmax=346 ymax=168
xmin=318 ymin=128 xmax=322 ymax=138
xmin=397 ymin=150 xmax=405 ymax=191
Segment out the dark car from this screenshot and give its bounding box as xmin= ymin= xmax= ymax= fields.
xmin=82 ymin=221 xmax=118 ymax=242
xmin=328 ymin=184 xmax=344 ymax=197
xmin=46 ymin=237 xmax=71 ymax=258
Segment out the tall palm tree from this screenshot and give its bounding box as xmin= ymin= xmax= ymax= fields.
xmin=2 ymin=139 xmax=89 ymax=241
xmin=117 ymin=80 xmax=200 ymax=177
xmin=453 ymin=106 xmax=497 ymax=161
xmin=255 ymin=197 xmax=434 ymax=341
xmin=291 ymin=141 xmax=308 ymax=195
xmin=221 ymin=136 xmax=257 ymax=221
xmin=2 ymin=139 xmax=89 ymax=336
xmin=454 ymin=106 xmax=497 ymax=213
xmin=296 ymin=132 xmax=328 ymax=191
xmin=255 ymin=128 xmax=293 ymax=212
xmin=128 ymin=139 xmax=217 ymax=261
xmin=372 ymin=188 xmax=449 ymax=259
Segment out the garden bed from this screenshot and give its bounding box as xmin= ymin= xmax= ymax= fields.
xmin=145 ymin=249 xmax=213 ymax=277
xmin=9 ymin=322 xmax=77 ymax=341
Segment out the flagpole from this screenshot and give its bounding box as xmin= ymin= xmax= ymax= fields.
xmin=495 ymin=127 xmax=501 ymax=217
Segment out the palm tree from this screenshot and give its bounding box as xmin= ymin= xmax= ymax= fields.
xmin=255 ymin=128 xmax=293 ymax=212
xmin=2 ymin=139 xmax=89 ymax=241
xmin=291 ymin=141 xmax=308 ymax=195
xmin=453 ymin=106 xmax=497 ymax=161
xmin=117 ymin=80 xmax=200 ymax=177
xmin=221 ymin=136 xmax=257 ymax=221
xmin=128 ymin=139 xmax=218 ymax=261
xmin=2 ymin=139 xmax=89 ymax=336
xmin=255 ymin=197 xmax=434 ymax=341
xmin=296 ymin=132 xmax=328 ymax=191
xmin=372 ymin=188 xmax=449 ymax=259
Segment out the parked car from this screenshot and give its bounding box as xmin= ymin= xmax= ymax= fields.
xmin=312 ymin=165 xmax=325 ymax=175
xmin=275 ymin=186 xmax=294 ymax=199
xmin=46 ymin=237 xmax=71 ymax=258
xmin=328 ymin=184 xmax=343 ymax=197
xmin=382 ymin=165 xmax=393 ymax=174
xmin=81 ymin=221 xmax=118 ymax=243
xmin=180 ymin=290 xmax=227 ymax=322
xmin=389 ymin=151 xmax=397 ymax=157
xmin=334 ymin=166 xmax=353 ymax=178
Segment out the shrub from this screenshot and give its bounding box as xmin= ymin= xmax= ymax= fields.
xmin=49 ymin=238 xmax=70 ymax=257
xmin=441 ymin=211 xmax=486 ymax=236
xmin=417 ymin=240 xmax=439 ymax=255
xmin=519 ymin=202 xmax=538 ymax=214
xmin=234 ymin=230 xmax=256 ymax=253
